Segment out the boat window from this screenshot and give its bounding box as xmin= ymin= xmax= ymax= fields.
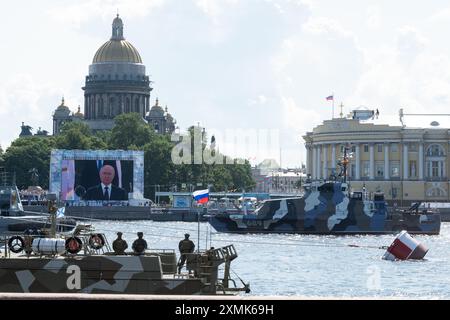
xmin=342 ymin=187 xmax=346 ymax=191
xmin=374 ymin=193 xmax=385 ymax=201
xmin=318 ymin=184 xmax=334 ymax=193
xmin=351 ymin=192 xmax=362 ymax=200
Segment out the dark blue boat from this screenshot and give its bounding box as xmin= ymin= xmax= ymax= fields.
xmin=209 ymin=180 xmax=441 ymax=235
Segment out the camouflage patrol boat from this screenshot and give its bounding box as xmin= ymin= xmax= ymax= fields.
xmin=0 ymin=185 xmax=76 ymax=234
xmin=0 ymin=196 xmax=250 ymax=295
xmin=209 ymin=180 xmax=441 ymax=235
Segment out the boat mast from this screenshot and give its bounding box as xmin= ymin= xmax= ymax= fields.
xmin=47 ymin=193 xmax=58 ymax=238
xmin=342 ymin=146 xmax=349 ymax=183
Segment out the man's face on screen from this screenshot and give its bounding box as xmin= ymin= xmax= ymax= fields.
xmin=100 ymin=165 xmax=115 ymax=185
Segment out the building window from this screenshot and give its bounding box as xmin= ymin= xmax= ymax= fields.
xmin=432 ymin=161 xmax=440 ymax=177
xmin=391 ymin=143 xmax=398 ymax=152
xmin=390 ymin=161 xmax=400 ymax=177
xmin=362 ymin=161 xmax=370 ymax=177
xmin=375 ymin=162 xmax=384 ymax=177
xmin=350 ymin=164 xmax=355 ymax=178
xmin=351 ymin=146 xmax=356 ymax=153
xmin=427 ymin=187 xmax=446 ymax=197
xmin=377 ymin=144 xmax=383 ymax=152
xmin=409 ymin=161 xmax=417 ymax=177
xmin=426 ymin=144 xmax=444 ymax=156
xmin=426 ymin=160 xmax=445 ymax=178
xmin=390 ymin=187 xmax=399 ymax=199
xmin=363 ymin=144 xmax=369 ymax=152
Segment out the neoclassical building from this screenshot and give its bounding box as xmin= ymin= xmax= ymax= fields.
xmin=303 ymin=117 xmax=450 ymax=204
xmin=51 ymin=15 xmax=176 ymax=135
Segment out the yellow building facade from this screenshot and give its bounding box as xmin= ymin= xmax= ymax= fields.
xmin=303 ymin=118 xmax=450 ymax=205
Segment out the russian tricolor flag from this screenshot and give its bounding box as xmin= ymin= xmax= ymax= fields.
xmin=193 ymin=189 xmax=209 ymax=204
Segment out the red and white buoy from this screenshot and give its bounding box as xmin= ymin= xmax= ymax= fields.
xmin=382 ymin=230 xmax=429 ymax=261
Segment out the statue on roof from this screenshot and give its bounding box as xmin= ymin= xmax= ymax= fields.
xmin=19 ymin=122 xmax=33 ymax=137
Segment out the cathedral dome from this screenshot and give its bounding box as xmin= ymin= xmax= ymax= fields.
xmin=73 ymin=106 xmax=84 ymax=118
xmin=92 ymin=15 xmax=143 ymax=64
xmin=93 ymin=40 xmax=142 ymax=63
xmin=54 ymin=97 xmax=71 ymax=116
xmin=149 ymin=98 xmax=164 ymax=117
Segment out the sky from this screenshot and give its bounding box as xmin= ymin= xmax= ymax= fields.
xmin=2 ymin=0 xmax=450 ymax=167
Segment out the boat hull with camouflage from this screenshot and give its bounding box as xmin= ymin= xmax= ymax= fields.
xmin=0 ymin=241 xmax=248 ymax=295
xmin=209 ymin=182 xmax=441 ymax=235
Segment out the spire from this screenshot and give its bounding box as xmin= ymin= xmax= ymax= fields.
xmin=155 ymin=98 xmax=159 ymax=106
xmin=111 ymin=14 xmax=125 ymax=40
xmin=60 ymin=96 xmax=65 ymax=106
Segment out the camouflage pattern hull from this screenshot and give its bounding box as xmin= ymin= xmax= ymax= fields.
xmin=0 ymin=255 xmax=214 ymax=295
xmin=209 ymin=182 xmax=441 ymax=235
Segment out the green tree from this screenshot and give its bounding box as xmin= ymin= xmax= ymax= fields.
xmin=55 ymin=121 xmax=109 ymax=149
xmin=94 ymin=130 xmax=112 ymax=147
xmin=110 ymin=113 xmax=155 ymax=149
xmin=170 ymin=126 xmax=255 ymax=192
xmin=55 ymin=122 xmax=94 ymax=149
xmin=3 ymin=137 xmax=56 ymax=188
xmin=209 ymin=165 xmax=233 ymax=191
xmin=226 ymin=160 xmax=255 ymax=191
xmin=143 ymin=135 xmax=176 ymax=199
xmin=0 ymin=144 xmax=4 ymax=167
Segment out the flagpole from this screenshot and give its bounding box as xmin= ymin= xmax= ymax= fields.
xmin=332 ymin=92 xmax=335 ymax=119
xmin=197 ymin=206 xmax=200 ymax=253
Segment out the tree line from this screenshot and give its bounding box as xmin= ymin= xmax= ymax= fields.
xmin=0 ymin=113 xmax=255 ymax=198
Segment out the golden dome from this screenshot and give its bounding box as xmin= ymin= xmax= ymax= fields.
xmin=92 ymin=15 xmax=143 ymax=64
xmin=56 ymin=97 xmax=70 ymax=111
xmin=93 ymin=40 xmax=142 ymax=63
xmin=73 ymin=106 xmax=84 ymax=118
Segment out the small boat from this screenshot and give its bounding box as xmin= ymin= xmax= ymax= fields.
xmin=209 ymin=147 xmax=440 ymax=235
xmin=208 ymin=180 xmax=441 ymax=235
xmin=0 ymin=195 xmax=250 ymax=295
xmin=0 ymin=185 xmax=76 ymax=234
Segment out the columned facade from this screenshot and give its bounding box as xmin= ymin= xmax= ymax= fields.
xmin=384 ymin=143 xmax=390 ymax=180
xmin=322 ymin=144 xmax=328 ymax=178
xmin=81 ymin=15 xmax=152 ymax=131
xmin=419 ymin=143 xmax=424 ymax=180
xmin=303 ymin=117 xmax=450 ymax=204
xmin=369 ymin=144 xmax=375 ymax=180
xmin=331 ymin=144 xmax=336 ymax=174
xmin=403 ymin=143 xmax=409 ymax=180
xmin=355 ymin=144 xmax=360 ymax=180
xmin=316 ymin=146 xmax=321 ymax=179
xmin=50 ymin=15 xmax=177 ymax=136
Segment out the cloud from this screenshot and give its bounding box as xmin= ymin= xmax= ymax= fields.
xmin=248 ymin=95 xmax=268 ymax=106
xmin=273 ymin=15 xmax=363 ymax=122
xmin=396 ymin=26 xmax=427 ymax=61
xmin=47 ymin=0 xmax=166 ymax=28
xmin=302 ymin=16 xmax=352 ymax=38
xmin=348 ymin=25 xmax=450 ymax=128
xmin=0 ymin=74 xmax=76 ymax=149
xmin=366 ymin=5 xmax=381 ymax=30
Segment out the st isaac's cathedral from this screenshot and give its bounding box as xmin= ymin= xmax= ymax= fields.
xmin=20 ymin=15 xmax=176 ymax=137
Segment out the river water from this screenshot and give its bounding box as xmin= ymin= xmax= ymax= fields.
xmin=91 ymin=220 xmax=450 ymax=298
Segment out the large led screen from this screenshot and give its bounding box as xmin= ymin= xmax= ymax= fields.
xmin=50 ymin=150 xmax=144 ymax=202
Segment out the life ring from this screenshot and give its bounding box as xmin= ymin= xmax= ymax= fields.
xmin=8 ymin=236 xmax=25 ymax=253
xmin=88 ymin=234 xmax=105 ymax=250
xmin=65 ymin=237 xmax=82 ymax=254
